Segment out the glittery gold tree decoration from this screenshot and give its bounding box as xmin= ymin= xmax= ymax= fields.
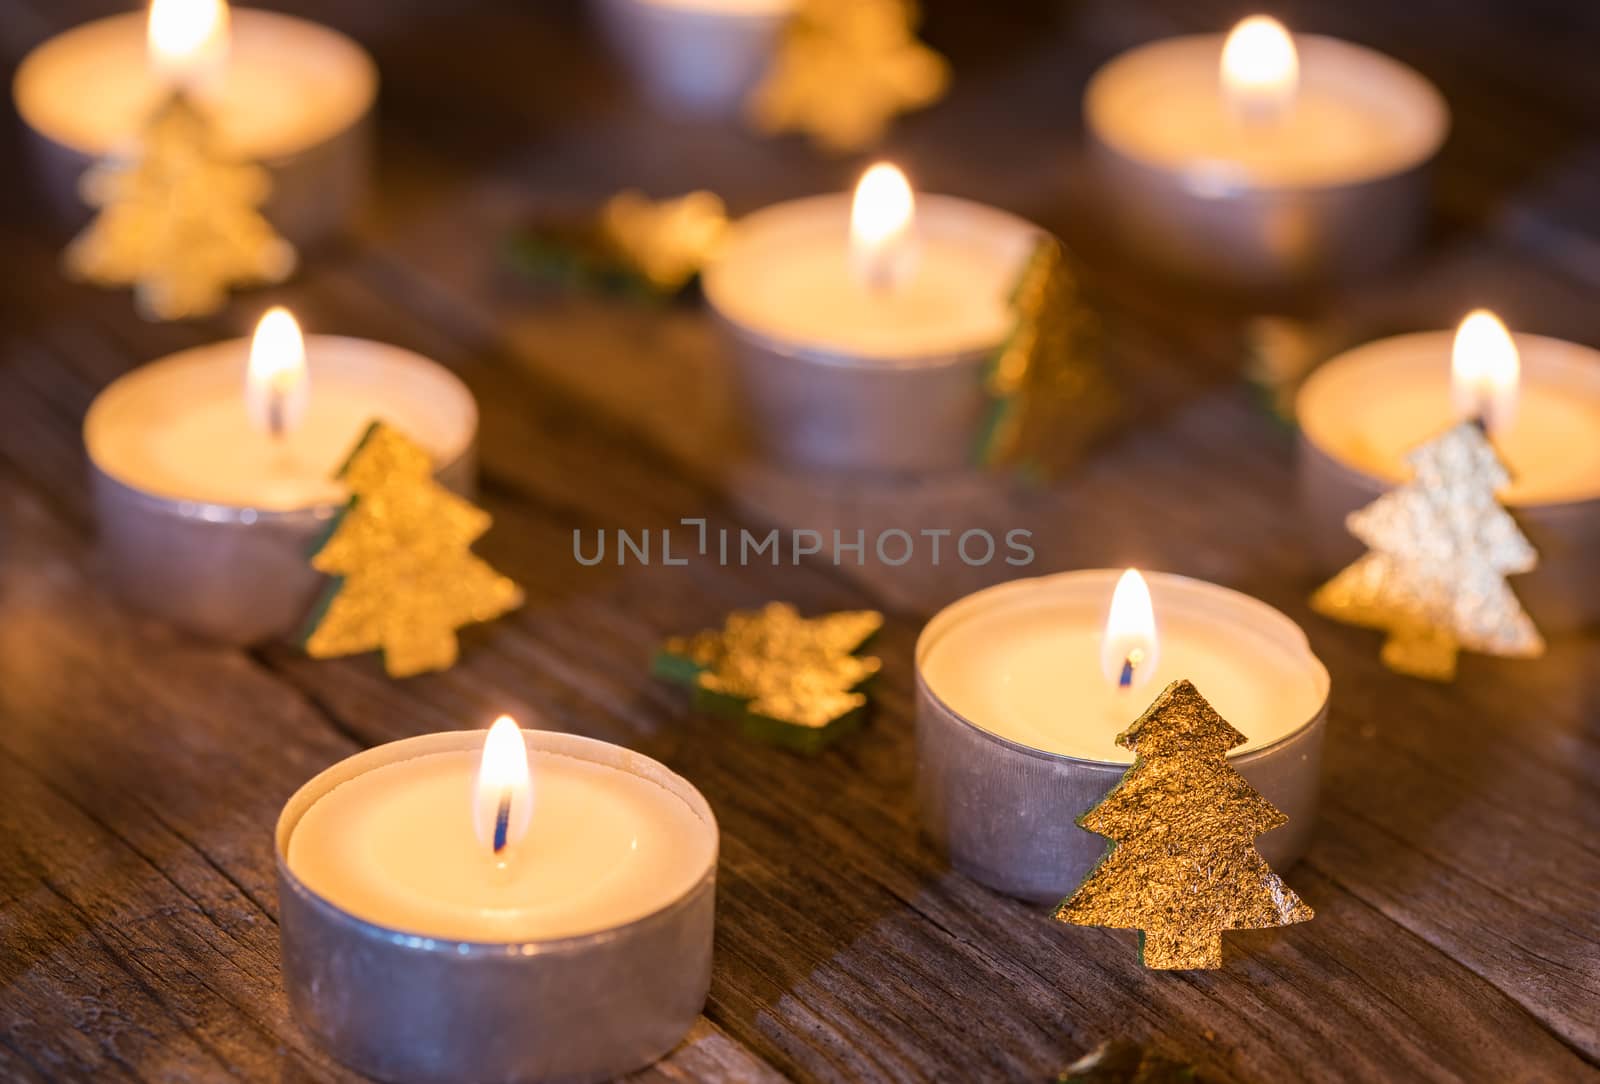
xmin=600 ymin=189 xmax=729 ymax=293
xmin=746 ymin=0 xmax=949 ymax=153
xmin=975 ymin=237 xmax=1114 ymax=475
xmin=1054 ymin=680 xmax=1314 ymax=970
xmin=63 ymin=94 xmax=296 ymax=321
xmin=654 ymin=603 xmax=882 ymax=753
xmin=507 ymin=190 xmax=727 ymax=299
xmin=1311 ymin=421 xmax=1544 ymax=681
xmin=302 ymin=422 xmax=524 ymax=678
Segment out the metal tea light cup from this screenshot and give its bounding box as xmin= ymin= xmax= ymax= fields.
xmin=1296 ymin=330 xmax=1600 ymax=635
xmin=593 ymin=0 xmax=790 ymax=118
xmin=915 ymin=571 xmax=1330 ymax=903
xmin=1083 ymin=34 xmax=1448 ymax=290
xmin=704 ymin=193 xmax=1045 ymax=474
xmin=88 ymin=449 xmax=474 ymax=646
xmin=14 ymin=9 xmax=376 ymax=249
xmin=276 ymin=730 xmax=718 ymax=1084
xmin=84 ymin=336 xmax=477 ymax=646
xmin=714 ymin=326 xmax=998 ymax=472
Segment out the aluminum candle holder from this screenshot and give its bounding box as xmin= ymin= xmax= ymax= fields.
xmin=915 ymin=571 xmax=1330 ymax=903
xmin=594 ymin=0 xmax=789 ymax=118
xmin=1083 ymin=33 xmax=1448 ymax=289
xmin=14 ymin=9 xmax=376 ymax=248
xmin=1296 ymin=330 xmax=1600 ymax=634
xmin=277 ymin=730 xmax=717 ymax=1084
xmin=89 ymin=451 xmax=474 ymax=647
xmin=704 ymin=193 xmax=1045 ymax=473
xmin=715 ymin=328 xmax=1000 ymax=472
xmin=84 ymin=336 xmax=478 ymax=646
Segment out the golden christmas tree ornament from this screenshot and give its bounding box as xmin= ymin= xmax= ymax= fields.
xmin=745 ymin=0 xmax=949 ymax=154
xmin=506 ymin=190 xmax=727 ymax=299
xmin=1054 ymin=680 xmax=1314 ymax=970
xmin=975 ymin=237 xmax=1115 ymax=475
xmin=599 ymin=189 xmax=729 ymax=293
xmin=1311 ymin=421 xmax=1544 ymax=681
xmin=301 ymin=422 xmax=524 ymax=678
xmin=653 ymin=603 xmax=883 ymax=754
xmin=63 ymin=93 xmax=296 ymax=321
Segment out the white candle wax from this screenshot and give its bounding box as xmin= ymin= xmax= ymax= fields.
xmin=1298 ymin=331 xmax=1600 ymax=505
xmin=85 ymin=336 xmax=476 ymax=510
xmin=704 ymin=193 xmax=1038 ymax=361
xmin=286 ymin=743 xmax=717 ymax=942
xmin=919 ymin=571 xmax=1329 ymax=763
xmin=13 ymin=9 xmax=375 ymax=164
xmin=1086 ymin=34 xmax=1446 ymax=189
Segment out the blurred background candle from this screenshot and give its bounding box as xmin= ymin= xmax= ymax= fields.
xmin=278 ymin=721 xmax=718 ymax=1084
xmin=13 ymin=0 xmax=376 ymax=247
xmin=704 ymin=163 xmax=1043 ymax=472
xmin=1298 ymin=312 xmax=1600 ymax=632
xmin=916 ymin=569 xmax=1329 ymax=901
xmin=84 ymin=310 xmax=476 ymax=643
xmin=1083 ymin=15 xmax=1448 ymax=289
xmin=595 ymin=0 xmax=794 ymax=117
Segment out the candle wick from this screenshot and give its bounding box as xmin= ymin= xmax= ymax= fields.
xmin=267 ymin=391 xmax=287 ymax=441
xmin=1470 ymin=396 xmax=1492 ymax=437
xmin=864 ymin=257 xmax=895 ymax=297
xmin=492 ymin=792 xmax=512 ymax=855
xmin=1118 ymin=657 xmax=1135 ymax=689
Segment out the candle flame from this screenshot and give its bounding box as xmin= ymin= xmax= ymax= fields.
xmin=474 ymin=715 xmax=534 ymax=858
xmin=246 ymin=307 xmax=309 ymax=438
xmin=147 ymin=0 xmax=230 ymax=93
xmin=849 ymin=162 xmax=916 ymax=292
xmin=1101 ymin=569 xmax=1160 ymax=691
xmin=1451 ymin=309 xmax=1520 ymax=435
xmin=1221 ymin=16 xmax=1298 ymax=126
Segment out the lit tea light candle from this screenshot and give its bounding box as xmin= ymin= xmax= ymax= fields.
xmin=13 ymin=0 xmax=376 ymax=246
xmin=84 ymin=310 xmax=477 ymax=644
xmin=277 ymin=721 xmax=718 ymax=1083
xmin=1084 ymin=16 xmax=1448 ymax=287
xmin=915 ymin=569 xmax=1329 ymax=901
xmin=1298 ymin=312 xmax=1600 ymax=632
xmin=704 ymin=163 xmax=1045 ymax=471
xmin=595 ymin=0 xmax=794 ymax=117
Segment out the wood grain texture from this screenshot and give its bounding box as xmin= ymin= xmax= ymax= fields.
xmin=1 ymin=0 xmax=1598 ymax=1081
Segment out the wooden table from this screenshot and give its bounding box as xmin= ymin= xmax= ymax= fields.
xmin=2 ymin=2 xmax=1597 ymax=1081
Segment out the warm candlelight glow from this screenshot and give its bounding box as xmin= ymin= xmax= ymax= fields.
xmin=1451 ymin=309 xmax=1520 ymax=434
xmin=245 ymin=307 xmax=308 ymax=438
xmin=1101 ymin=569 xmax=1160 ymax=691
xmin=147 ymin=0 xmax=230 ymax=92
xmin=1221 ymin=15 xmax=1298 ymax=126
xmin=474 ymin=715 xmax=534 ymax=858
xmin=849 ymin=162 xmax=917 ymax=292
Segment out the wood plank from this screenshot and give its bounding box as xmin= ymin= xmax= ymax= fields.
xmin=2 ymin=150 xmax=1597 ymax=1078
